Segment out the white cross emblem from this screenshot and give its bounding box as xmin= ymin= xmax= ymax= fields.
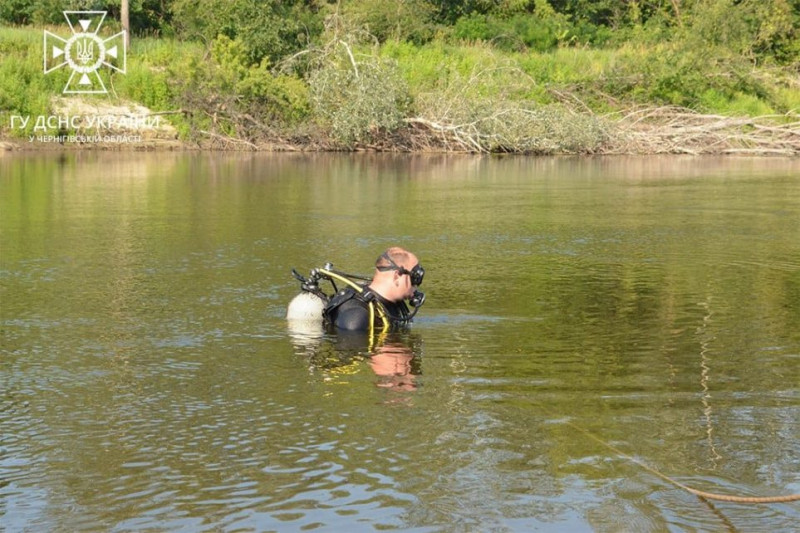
xmin=44 ymin=11 xmax=127 ymax=95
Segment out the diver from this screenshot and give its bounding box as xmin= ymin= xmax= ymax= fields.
xmin=287 ymin=247 xmax=426 ymax=391
xmin=324 ymin=247 xmax=424 ymax=331
xmin=286 ymin=246 xmax=426 ymax=336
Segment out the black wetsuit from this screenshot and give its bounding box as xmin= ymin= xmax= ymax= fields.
xmin=323 ymin=287 xmax=410 ymax=332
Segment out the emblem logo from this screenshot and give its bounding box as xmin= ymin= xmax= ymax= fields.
xmin=43 ymin=11 xmax=126 ymax=95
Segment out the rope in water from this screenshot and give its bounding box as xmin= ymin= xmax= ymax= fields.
xmin=562 ymin=418 xmax=800 ymax=504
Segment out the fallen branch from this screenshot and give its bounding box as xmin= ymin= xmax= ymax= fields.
xmin=605 ymin=107 xmax=800 ymax=155
xmin=198 ymin=129 xmax=257 ymax=149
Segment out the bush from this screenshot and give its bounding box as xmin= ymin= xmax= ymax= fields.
xmin=450 ymin=0 xmax=572 ymax=52
xmin=452 ymin=12 xmax=567 ymax=52
xmin=170 ymin=0 xmax=323 ymax=65
xmin=308 ymin=45 xmax=410 ymax=146
xmin=569 ymin=19 xmax=614 ymax=47
xmin=683 ymin=0 xmax=798 ymax=64
xmin=599 ymin=39 xmax=784 ymax=114
xmin=0 ymin=0 xmax=32 ymax=24
xmin=169 ymin=35 xmax=310 ymax=139
xmin=1 ymin=0 xmax=174 ymax=34
xmin=412 ymin=60 xmax=609 ymax=153
xmin=342 ymin=0 xmax=437 ymax=44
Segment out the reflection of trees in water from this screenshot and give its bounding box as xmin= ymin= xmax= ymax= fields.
xmin=288 ymin=326 xmax=423 ymax=391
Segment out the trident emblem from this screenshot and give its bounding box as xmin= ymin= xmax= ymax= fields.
xmin=76 ymin=39 xmax=94 ymax=65
xmin=43 ymin=11 xmax=126 ymax=94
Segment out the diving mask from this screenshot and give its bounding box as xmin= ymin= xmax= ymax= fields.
xmin=377 ymin=252 xmax=425 ymax=287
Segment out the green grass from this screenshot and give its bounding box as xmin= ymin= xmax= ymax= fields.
xmin=0 ymin=26 xmax=63 ymax=135
xmin=113 ymin=37 xmax=204 ymax=137
xmin=117 ymin=37 xmax=203 ymax=110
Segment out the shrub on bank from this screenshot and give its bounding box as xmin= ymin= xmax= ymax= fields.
xmin=410 ymin=58 xmax=608 ymax=153
xmin=309 ymin=46 xmax=410 ymax=146
xmin=169 ymin=0 xmax=322 ymax=65
xmin=341 ymin=0 xmax=437 ymax=44
xmin=451 ymin=11 xmax=569 ymax=52
xmin=165 ymin=34 xmax=310 ymax=142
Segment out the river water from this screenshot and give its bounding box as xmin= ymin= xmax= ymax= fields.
xmin=1 ymin=153 xmax=799 ymax=532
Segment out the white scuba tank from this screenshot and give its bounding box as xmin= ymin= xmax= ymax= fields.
xmin=286 ymin=291 xmax=326 ymax=348
xmin=286 ymin=291 xmax=326 ymax=321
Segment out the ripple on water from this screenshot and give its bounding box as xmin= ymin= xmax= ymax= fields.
xmin=3 ymin=155 xmax=800 ymax=532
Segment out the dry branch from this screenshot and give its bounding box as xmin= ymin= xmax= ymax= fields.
xmin=199 ymin=129 xmax=257 ymax=149
xmin=604 ymin=107 xmax=800 ymax=156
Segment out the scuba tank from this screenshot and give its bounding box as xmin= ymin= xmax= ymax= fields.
xmin=285 ymin=291 xmax=327 ymax=322
xmin=285 ymin=266 xmax=330 ymax=338
xmin=286 ymin=268 xmax=328 ymax=323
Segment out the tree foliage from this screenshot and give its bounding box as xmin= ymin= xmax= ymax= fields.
xmin=0 ymin=0 xmax=172 ymax=29
xmin=340 ymin=0 xmax=437 ymax=44
xmin=1 ymin=0 xmax=796 ymax=64
xmin=169 ymin=0 xmax=324 ymax=65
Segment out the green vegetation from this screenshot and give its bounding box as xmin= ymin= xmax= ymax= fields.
xmin=0 ymin=26 xmax=61 ymax=136
xmin=1 ymin=0 xmax=798 ymax=153
xmin=309 ymin=44 xmax=410 ymax=147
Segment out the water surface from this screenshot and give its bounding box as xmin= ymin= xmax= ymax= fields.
xmin=2 ymin=153 xmax=799 ymax=531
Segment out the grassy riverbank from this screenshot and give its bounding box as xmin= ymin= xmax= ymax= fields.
xmin=2 ymin=12 xmax=799 ymax=154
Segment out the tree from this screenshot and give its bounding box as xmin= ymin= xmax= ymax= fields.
xmin=121 ymin=0 xmax=130 ymax=48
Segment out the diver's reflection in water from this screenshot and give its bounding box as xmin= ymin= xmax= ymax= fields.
xmin=287 ymin=323 xmax=422 ymax=392
xmin=369 ymin=341 xmax=419 ymax=391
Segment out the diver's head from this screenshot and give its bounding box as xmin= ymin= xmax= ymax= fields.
xmin=371 ymin=246 xmax=424 ymax=302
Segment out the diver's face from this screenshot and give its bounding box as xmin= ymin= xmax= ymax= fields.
xmin=395 ymin=255 xmax=421 ymax=299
